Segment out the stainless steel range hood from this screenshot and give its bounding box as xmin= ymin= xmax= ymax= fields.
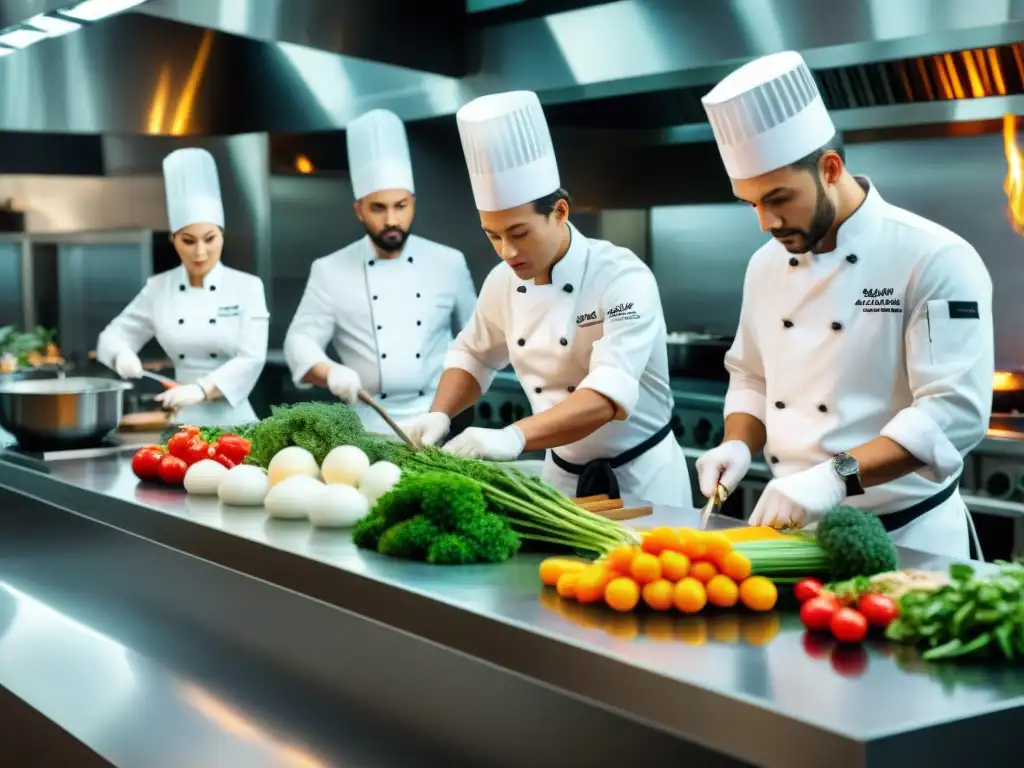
xmin=0 ymin=0 xmax=1022 ymax=136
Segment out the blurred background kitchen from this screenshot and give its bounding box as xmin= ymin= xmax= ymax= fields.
xmin=2 ymin=0 xmax=1024 ymax=551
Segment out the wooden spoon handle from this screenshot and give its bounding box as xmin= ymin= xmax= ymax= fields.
xmin=357 ymin=390 xmax=417 ymax=449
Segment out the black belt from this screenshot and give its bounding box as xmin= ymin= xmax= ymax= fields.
xmin=877 ymin=478 xmax=959 ymax=532
xmin=550 ymin=422 xmax=673 ymax=499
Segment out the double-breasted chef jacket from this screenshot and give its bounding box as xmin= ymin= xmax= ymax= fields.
xmin=97 ymin=262 xmax=270 ymax=426
xmin=284 ymin=233 xmax=477 ymax=434
xmin=725 ymin=178 xmax=993 ymax=557
xmin=445 ymin=221 xmax=693 ymax=508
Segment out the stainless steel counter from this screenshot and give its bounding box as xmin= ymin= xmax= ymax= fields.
xmin=1 ymin=454 xmax=1023 ymax=767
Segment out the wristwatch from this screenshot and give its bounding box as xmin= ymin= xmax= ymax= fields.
xmin=831 ymin=452 xmax=865 ymax=497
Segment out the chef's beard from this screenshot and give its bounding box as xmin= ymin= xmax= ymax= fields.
xmin=771 ymin=178 xmax=836 ymax=254
xmin=367 ymin=225 xmax=409 ymax=253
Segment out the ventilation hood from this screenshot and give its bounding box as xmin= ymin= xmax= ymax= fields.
xmin=0 ymin=0 xmax=1021 ymax=136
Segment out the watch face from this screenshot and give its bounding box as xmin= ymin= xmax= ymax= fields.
xmin=834 ymin=454 xmax=858 ymax=476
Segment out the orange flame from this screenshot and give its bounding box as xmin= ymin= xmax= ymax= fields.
xmin=1003 ymin=114 xmax=1024 ymax=233
xmin=295 ymin=155 xmax=314 ymax=174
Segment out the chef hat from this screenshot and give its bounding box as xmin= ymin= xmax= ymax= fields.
xmin=456 ymin=90 xmax=560 ymax=212
xmin=701 ymin=51 xmax=836 ymax=180
xmin=162 ymin=148 xmax=225 ymax=233
xmin=346 ymin=109 xmax=415 ymax=200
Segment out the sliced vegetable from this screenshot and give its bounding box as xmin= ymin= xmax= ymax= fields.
xmin=218 ymin=465 xmax=270 ymax=507
xmin=307 ymin=484 xmax=370 ymax=528
xmin=184 ymin=459 xmax=228 ymax=496
xmin=131 ymin=445 xmax=164 ymax=481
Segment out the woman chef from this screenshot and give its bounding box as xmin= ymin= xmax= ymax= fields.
xmin=694 ymin=52 xmax=993 ymax=559
xmin=402 ymin=90 xmax=692 ymax=507
xmin=96 ymin=147 xmax=270 ymax=426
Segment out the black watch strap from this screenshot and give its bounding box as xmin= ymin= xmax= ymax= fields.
xmin=832 ymin=452 xmax=865 ymax=497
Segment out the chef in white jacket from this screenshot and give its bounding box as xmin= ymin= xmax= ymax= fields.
xmin=695 ymin=52 xmax=993 ymax=559
xmin=402 ymin=91 xmax=692 ymax=507
xmin=283 ymin=108 xmax=477 ymax=434
xmin=97 ymin=147 xmax=270 ymax=426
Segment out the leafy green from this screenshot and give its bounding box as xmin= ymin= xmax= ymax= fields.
xmin=885 ymin=561 xmax=1024 ymax=661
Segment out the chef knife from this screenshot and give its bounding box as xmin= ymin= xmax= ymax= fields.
xmin=699 ymin=484 xmax=726 ymax=530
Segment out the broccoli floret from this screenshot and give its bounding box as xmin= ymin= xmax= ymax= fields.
xmin=352 ymin=509 xmax=390 ymax=551
xmin=378 ymin=515 xmax=443 ymax=559
xmin=358 ymin=471 xmax=521 ymax=565
xmin=816 ymin=506 xmax=899 ymax=580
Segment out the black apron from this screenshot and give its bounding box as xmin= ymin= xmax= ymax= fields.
xmin=877 ymin=478 xmax=975 ymax=558
xmin=550 ymin=422 xmax=673 ymax=499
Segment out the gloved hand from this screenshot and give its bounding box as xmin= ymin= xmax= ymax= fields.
xmin=155 ymin=384 xmax=206 ymax=411
xmin=442 ymin=425 xmax=525 ymax=462
xmin=695 ymin=440 xmax=752 ymax=498
xmin=748 ymin=460 xmax=846 ymax=529
xmin=400 ymin=412 xmax=452 ymax=448
xmin=113 ymin=350 xmax=143 ymax=379
xmin=327 ymin=364 xmax=361 ymax=404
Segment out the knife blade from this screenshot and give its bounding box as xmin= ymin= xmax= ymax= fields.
xmin=699 ymin=484 xmax=726 ymax=530
xmin=141 ymin=370 xmax=180 ymax=389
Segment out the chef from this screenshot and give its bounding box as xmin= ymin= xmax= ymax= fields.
xmin=695 ymin=51 xmax=993 ymax=559
xmin=97 ymin=147 xmax=270 ymax=426
xmin=283 ymin=108 xmax=477 ymax=434
xmin=402 ymin=90 xmax=692 ymax=507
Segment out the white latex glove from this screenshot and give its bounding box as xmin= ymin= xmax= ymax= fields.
xmin=113 ymin=350 xmax=143 ymax=379
xmin=695 ymin=440 xmax=752 ymax=498
xmin=155 ymin=384 xmax=206 ymax=411
xmin=749 ymin=461 xmax=846 ymax=529
xmin=400 ymin=412 xmax=452 ymax=448
xmin=327 ymin=364 xmax=361 ymax=404
xmin=442 ymin=425 xmax=525 ymax=461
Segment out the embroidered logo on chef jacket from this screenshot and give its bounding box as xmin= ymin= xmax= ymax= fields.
xmin=576 ymin=310 xmax=601 ymax=328
xmin=217 ymin=304 xmax=241 ymax=317
xmin=606 ymin=302 xmax=639 ymax=323
xmin=855 ymin=288 xmax=902 ymax=313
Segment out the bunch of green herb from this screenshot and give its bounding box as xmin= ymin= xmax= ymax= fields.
xmin=885 ymin=562 xmax=1024 ymax=661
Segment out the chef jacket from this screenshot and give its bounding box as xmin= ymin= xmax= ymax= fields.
xmin=725 ymin=178 xmax=993 ymax=514
xmin=445 ymin=221 xmax=691 ymax=507
xmin=96 ymin=262 xmax=269 ymax=426
xmin=283 ymin=234 xmax=477 ymax=432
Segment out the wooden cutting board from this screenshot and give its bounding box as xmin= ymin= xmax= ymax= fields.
xmin=120 ymin=411 xmax=172 ymax=432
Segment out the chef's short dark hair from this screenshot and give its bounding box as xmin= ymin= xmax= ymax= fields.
xmin=789 ymin=133 xmax=846 ymax=173
xmin=533 ymin=188 xmax=572 ymax=216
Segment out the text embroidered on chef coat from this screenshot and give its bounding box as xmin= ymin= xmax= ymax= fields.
xmin=217 ymin=304 xmax=241 ymax=317
xmin=606 ymin=302 xmax=639 ymax=323
xmin=576 ymin=310 xmax=601 ymax=328
xmin=855 ymin=288 xmax=902 ymax=313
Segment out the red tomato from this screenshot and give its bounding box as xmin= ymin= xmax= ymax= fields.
xmin=166 ymin=431 xmax=193 ymax=460
xmin=157 ymin=455 xmax=188 ymax=485
xmin=180 ymin=437 xmax=212 ymax=466
xmin=131 ymin=446 xmax=164 ymax=481
xmin=212 ymin=434 xmax=250 ymax=464
xmin=829 ymin=607 xmax=868 ymax=644
xmin=793 ymin=578 xmax=825 ymax=603
xmin=210 ymin=452 xmax=236 ymax=469
xmin=800 ymin=595 xmax=840 ymax=632
xmin=179 ymin=425 xmax=200 ymax=436
xmin=858 ymin=594 xmax=900 ymax=627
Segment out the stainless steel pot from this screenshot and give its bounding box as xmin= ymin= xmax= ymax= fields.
xmin=0 ymin=377 xmax=133 ymax=450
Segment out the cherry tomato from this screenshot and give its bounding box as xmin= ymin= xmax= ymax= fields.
xmin=157 ymin=455 xmax=188 ymax=485
xmin=800 ymin=595 xmax=840 ymax=632
xmin=858 ymin=594 xmax=900 ymax=627
xmin=131 ymin=446 xmax=164 ymax=481
xmin=180 ymin=437 xmax=212 ymax=466
xmin=794 ymin=578 xmax=825 ymax=603
xmin=210 ymin=452 xmax=236 ymax=469
xmin=829 ymin=607 xmax=868 ymax=644
xmin=212 ymin=434 xmax=250 ymax=464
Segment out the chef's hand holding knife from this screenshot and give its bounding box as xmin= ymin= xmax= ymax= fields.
xmin=400 ymin=413 xmax=525 ymax=461
xmin=325 ymin=363 xmax=361 ymax=404
xmin=401 ymin=412 xmax=452 ymax=448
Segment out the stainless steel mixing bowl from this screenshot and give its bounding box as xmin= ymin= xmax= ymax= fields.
xmin=0 ymin=376 xmax=133 ymax=450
